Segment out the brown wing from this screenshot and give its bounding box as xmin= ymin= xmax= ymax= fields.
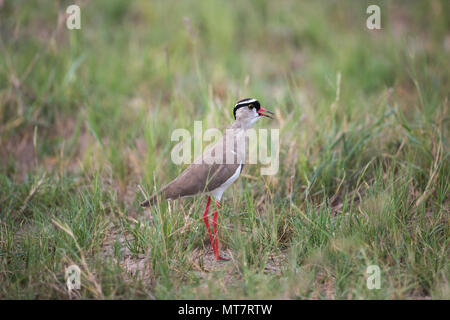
xmin=140 ymin=162 xmax=241 ymax=207
xmin=161 ymin=162 xmax=241 ymax=199
xmin=140 ymin=131 xmax=243 ymax=207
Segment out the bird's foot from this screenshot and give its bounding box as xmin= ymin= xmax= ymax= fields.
xmin=216 ymin=255 xmax=230 ymax=262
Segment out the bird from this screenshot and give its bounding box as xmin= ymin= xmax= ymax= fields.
xmin=140 ymin=98 xmax=274 ymax=261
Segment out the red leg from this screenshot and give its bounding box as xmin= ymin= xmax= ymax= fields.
xmin=202 ymin=197 xmax=214 ymax=252
xmin=212 ymin=200 xmax=229 ymax=261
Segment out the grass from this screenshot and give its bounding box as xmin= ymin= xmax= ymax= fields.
xmin=0 ymin=0 xmax=449 ymax=299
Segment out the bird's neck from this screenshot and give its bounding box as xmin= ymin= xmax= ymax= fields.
xmin=230 ymin=120 xmax=253 ymax=130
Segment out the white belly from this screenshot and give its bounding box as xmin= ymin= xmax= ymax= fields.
xmin=209 ymin=164 xmax=242 ymax=200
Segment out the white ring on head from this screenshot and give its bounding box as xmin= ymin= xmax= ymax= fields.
xmin=235 ymin=98 xmax=257 ymax=108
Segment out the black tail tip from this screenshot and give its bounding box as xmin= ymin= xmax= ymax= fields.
xmin=140 ymin=200 xmax=150 ymax=208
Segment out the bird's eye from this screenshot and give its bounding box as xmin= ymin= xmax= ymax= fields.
xmin=248 ymin=104 xmax=254 ymax=109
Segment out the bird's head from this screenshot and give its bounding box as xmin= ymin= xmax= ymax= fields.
xmin=233 ymin=98 xmax=273 ymax=127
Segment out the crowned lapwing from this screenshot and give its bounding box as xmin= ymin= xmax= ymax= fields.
xmin=141 ymin=98 xmax=273 ymax=261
